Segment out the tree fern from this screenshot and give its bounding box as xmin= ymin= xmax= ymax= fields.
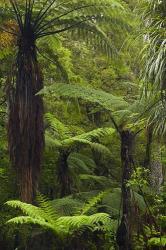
xmin=2 ymin=0 xmax=130 ymax=203
xmin=41 ymin=83 xmax=155 ymax=133
xmin=45 ymin=112 xmax=115 ymax=154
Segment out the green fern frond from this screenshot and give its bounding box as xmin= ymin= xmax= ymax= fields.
xmin=45 ymin=131 xmax=62 ymax=149
xmin=73 ymin=127 xmax=115 ymax=141
xmin=63 ymin=138 xmax=111 ymax=155
xmin=45 ymin=114 xmax=114 ymax=154
xmin=148 ymin=237 xmax=166 ymax=247
xmin=6 ymin=216 xmax=55 ymax=232
xmin=55 ymin=212 xmax=110 ymax=233
xmin=69 ymin=153 xmax=96 ymax=170
xmin=68 ymin=157 xmax=92 ymax=174
xmin=5 ymin=198 xmax=112 ymax=237
xmin=80 ymin=190 xmax=109 ymax=215
xmin=51 ymin=197 xmax=83 ymax=216
xmin=36 ymin=193 xmax=58 ymax=221
xmin=62 ymin=127 xmax=114 ymax=153
xmin=39 ymin=83 xmax=128 ymax=112
xmin=79 ymin=174 xmax=111 ymax=187
xmin=5 ymin=200 xmax=44 ymax=220
xmin=45 ymin=113 xmax=71 ymax=140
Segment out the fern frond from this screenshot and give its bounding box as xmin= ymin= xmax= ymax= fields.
xmin=148 ymin=237 xmax=166 ymax=247
xmin=45 ymin=131 xmax=62 ymax=149
xmin=5 ymin=200 xmax=44 ymax=220
xmin=63 ymin=138 xmax=111 ymax=155
xmin=51 ymin=197 xmax=83 ymax=216
xmin=55 ymin=212 xmax=111 ymax=233
xmin=39 ymin=83 xmax=128 ymax=112
xmin=5 ymin=198 xmax=112 ymax=237
xmin=6 ymin=216 xmax=55 ymax=232
xmin=69 ymin=153 xmax=96 ymax=170
xmin=80 ymin=174 xmax=112 ymax=187
xmin=45 ymin=115 xmax=114 ymax=154
xmin=68 ymin=153 xmax=95 ymax=174
xmin=80 ymin=190 xmax=109 ymax=215
xmin=36 ymin=193 xmax=58 ymax=221
xmin=62 ymin=127 xmax=114 ymax=153
xmin=45 ymin=113 xmax=71 ymax=140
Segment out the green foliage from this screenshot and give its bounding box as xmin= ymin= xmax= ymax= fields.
xmin=39 ymin=83 xmax=128 ymax=112
xmin=80 ymin=190 xmax=109 ymax=215
xmin=5 ymin=193 xmax=113 ymax=239
xmin=68 ymin=152 xmax=96 ymax=174
xmin=51 ymin=197 xmax=83 ymax=216
xmin=45 ymin=112 xmax=115 ymax=156
xmin=140 ymin=0 xmax=166 ymax=89
xmin=0 ymin=1 xmax=166 ymax=249
xmin=148 ymin=237 xmax=166 ymax=247
xmin=127 ymin=167 xmax=149 ymax=189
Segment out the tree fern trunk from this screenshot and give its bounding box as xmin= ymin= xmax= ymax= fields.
xmin=57 ymin=150 xmax=71 ymax=197
xmin=8 ymin=37 xmax=44 ymax=203
xmin=116 ymin=130 xmax=134 ymax=250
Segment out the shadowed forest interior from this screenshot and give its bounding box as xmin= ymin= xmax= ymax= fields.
xmin=0 ymin=0 xmax=166 ymax=249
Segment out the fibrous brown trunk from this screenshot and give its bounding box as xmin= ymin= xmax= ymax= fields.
xmin=7 ymin=35 xmax=44 ymax=203
xmin=57 ymin=150 xmax=71 ymax=197
xmin=116 ymin=130 xmax=134 ymax=250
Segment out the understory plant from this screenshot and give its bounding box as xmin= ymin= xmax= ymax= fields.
xmin=4 ymin=191 xmax=116 ymax=249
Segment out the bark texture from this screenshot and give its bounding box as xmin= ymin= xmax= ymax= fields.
xmin=116 ymin=130 xmax=134 ymax=250
xmin=144 ymin=127 xmax=163 ymax=192
xmin=57 ymin=150 xmax=71 ymax=197
xmin=8 ymin=34 xmax=44 ymax=203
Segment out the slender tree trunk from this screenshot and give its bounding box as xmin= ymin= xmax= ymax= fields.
xmin=7 ymin=36 xmax=44 ymax=203
xmin=144 ymin=126 xmax=153 ymax=169
xmin=116 ymin=130 xmax=134 ymax=250
xmin=150 ymin=145 xmax=163 ymax=192
xmin=144 ymin=127 xmax=163 ymax=192
xmin=57 ymin=150 xmax=71 ymax=197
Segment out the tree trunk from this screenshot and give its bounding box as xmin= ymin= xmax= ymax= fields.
xmin=116 ymin=130 xmax=134 ymax=250
xmin=144 ymin=126 xmax=153 ymax=169
xmin=7 ymin=35 xmax=44 ymax=203
xmin=57 ymin=150 xmax=71 ymax=197
xmin=144 ymin=127 xmax=163 ymax=192
xmin=150 ymin=144 xmax=163 ymax=192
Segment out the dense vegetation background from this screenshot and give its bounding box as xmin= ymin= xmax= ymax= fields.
xmin=0 ymin=0 xmax=165 ymax=249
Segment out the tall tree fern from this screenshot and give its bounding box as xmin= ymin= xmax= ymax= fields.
xmin=2 ymin=0 xmax=127 ymax=203
xmin=45 ymin=112 xmax=115 ymax=196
